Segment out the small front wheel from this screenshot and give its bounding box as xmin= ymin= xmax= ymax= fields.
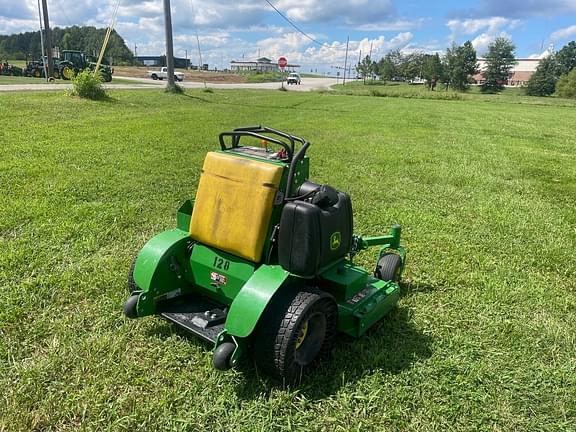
xmin=213 ymin=342 xmax=236 ymax=371
xmin=374 ymin=253 xmax=402 ymax=282
xmin=124 ymin=295 xmax=139 ymax=319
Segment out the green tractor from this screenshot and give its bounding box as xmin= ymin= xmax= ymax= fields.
xmin=55 ymin=50 xmax=113 ymax=82
xmin=0 ymin=62 xmax=23 ymax=76
xmin=124 ymin=126 xmax=406 ymax=381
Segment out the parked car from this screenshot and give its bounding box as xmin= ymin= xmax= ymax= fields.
xmin=147 ymin=67 xmax=184 ymax=82
xmin=408 ymin=77 xmax=426 ymax=85
xmin=286 ymin=72 xmax=301 ymax=85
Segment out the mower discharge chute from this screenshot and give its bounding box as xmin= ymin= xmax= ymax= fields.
xmin=124 ymin=126 xmax=406 ymax=381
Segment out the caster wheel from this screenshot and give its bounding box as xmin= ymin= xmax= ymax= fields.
xmin=124 ymin=295 xmax=139 ymax=319
xmin=213 ymin=342 xmax=236 ymax=371
xmin=374 ymin=253 xmax=402 ymax=282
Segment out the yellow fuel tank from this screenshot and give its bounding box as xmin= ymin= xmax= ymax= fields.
xmin=190 ymin=152 xmax=284 ymax=262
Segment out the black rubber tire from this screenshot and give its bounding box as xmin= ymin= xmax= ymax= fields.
xmin=61 ymin=66 xmax=74 ymax=80
xmin=33 ymin=69 xmax=41 ymax=78
xmin=254 ymin=287 xmax=338 ymax=382
xmin=124 ymin=295 xmax=139 ymax=319
xmin=127 ymin=255 xmax=139 ymax=294
xmin=151 ymin=74 xmax=158 ymax=80
xmin=213 ymin=342 xmax=236 ymax=371
xmin=374 ymin=253 xmax=402 ymax=282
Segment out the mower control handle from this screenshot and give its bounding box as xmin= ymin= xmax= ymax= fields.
xmin=219 ymin=126 xmax=309 ymax=163
xmin=219 ymin=131 xmax=293 ymax=161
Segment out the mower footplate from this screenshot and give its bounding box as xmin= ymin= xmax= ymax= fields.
xmin=159 ymin=295 xmax=227 ymax=343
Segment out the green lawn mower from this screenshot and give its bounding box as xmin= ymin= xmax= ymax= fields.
xmin=124 ymin=126 xmax=406 ymax=381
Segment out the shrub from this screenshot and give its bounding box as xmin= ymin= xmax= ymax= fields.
xmin=526 ymin=55 xmax=559 ymax=96
xmin=69 ymin=69 xmax=107 ymax=100
xmin=555 ymin=68 xmax=576 ymax=99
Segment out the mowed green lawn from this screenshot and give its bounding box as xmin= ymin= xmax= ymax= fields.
xmin=1 ymin=89 xmax=575 ymax=431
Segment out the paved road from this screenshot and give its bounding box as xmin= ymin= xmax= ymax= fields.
xmin=0 ymin=77 xmax=337 ymax=92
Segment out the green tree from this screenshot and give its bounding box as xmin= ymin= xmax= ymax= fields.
xmin=422 ymin=53 xmax=444 ymax=89
xmin=376 ymin=49 xmax=402 ymax=81
xmin=445 ymin=41 xmax=478 ymax=91
xmin=356 ymin=55 xmax=374 ymax=83
xmin=555 ymin=67 xmax=576 ymax=98
xmin=401 ymin=52 xmax=425 ymax=80
xmin=526 ymin=55 xmax=559 ymax=96
xmin=556 ymin=41 xmax=576 ymax=75
xmin=481 ymin=37 xmax=516 ymax=93
xmin=0 ymin=26 xmax=135 ymax=64
xmin=62 ymin=32 xmax=72 ymax=50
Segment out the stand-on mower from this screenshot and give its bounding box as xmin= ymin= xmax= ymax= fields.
xmin=124 ymin=126 xmax=406 ymax=381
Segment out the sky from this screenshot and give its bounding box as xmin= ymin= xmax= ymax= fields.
xmin=1 ymin=0 xmax=576 ymax=72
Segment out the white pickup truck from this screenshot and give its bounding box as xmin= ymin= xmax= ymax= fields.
xmin=147 ymin=67 xmax=184 ymax=82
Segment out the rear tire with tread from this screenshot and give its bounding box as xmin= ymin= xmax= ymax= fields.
xmin=254 ymin=287 xmax=337 ymax=382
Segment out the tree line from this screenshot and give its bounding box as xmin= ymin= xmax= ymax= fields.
xmin=356 ymin=38 xmax=576 ymax=97
xmin=0 ymin=26 xmax=135 ymax=65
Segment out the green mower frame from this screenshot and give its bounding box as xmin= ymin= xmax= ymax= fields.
xmin=124 ymin=126 xmax=406 ymax=381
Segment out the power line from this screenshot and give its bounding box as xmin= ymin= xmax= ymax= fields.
xmin=263 ymin=0 xmax=335 ymax=50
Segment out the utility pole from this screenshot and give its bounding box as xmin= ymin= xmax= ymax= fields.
xmin=196 ymin=32 xmax=203 ymax=71
xmin=185 ymin=49 xmax=188 ymax=69
xmin=40 ymin=0 xmax=53 ymax=77
xmin=36 ymin=0 xmax=48 ymax=82
xmin=162 ymin=0 xmax=176 ymax=89
xmin=343 ymin=36 xmax=349 ymax=86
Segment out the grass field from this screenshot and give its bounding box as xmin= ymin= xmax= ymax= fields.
xmin=0 ymin=75 xmax=145 ymax=85
xmin=333 ymin=81 xmax=576 ymax=107
xmin=1 ymin=89 xmax=575 ymax=431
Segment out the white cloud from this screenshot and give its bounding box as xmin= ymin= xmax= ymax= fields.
xmin=447 ymin=17 xmax=519 ymax=39
xmin=299 ymin=32 xmax=413 ymax=66
xmin=446 ymin=16 xmax=519 ymax=55
xmin=471 ymin=31 xmax=512 ymax=55
xmin=550 ymin=25 xmax=576 ymax=41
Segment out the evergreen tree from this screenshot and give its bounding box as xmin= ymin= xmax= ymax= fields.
xmin=556 ymin=41 xmax=576 ymax=75
xmin=445 ymin=41 xmax=478 ymax=91
xmin=356 ymin=55 xmax=375 ymax=83
xmin=0 ymin=26 xmax=135 ymax=65
xmin=481 ymin=37 xmax=516 ymax=93
xmin=422 ymin=53 xmax=444 ymax=89
xmin=376 ymin=49 xmax=402 ymax=81
xmin=526 ymin=55 xmax=559 ymax=96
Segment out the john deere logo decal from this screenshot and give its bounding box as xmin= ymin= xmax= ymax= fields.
xmin=330 ymin=232 xmax=341 ymax=250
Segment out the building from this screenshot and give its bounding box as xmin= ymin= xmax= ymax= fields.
xmin=230 ymin=57 xmax=300 ymax=72
xmin=473 ymin=58 xmax=540 ymax=87
xmin=136 ymin=56 xmax=191 ymax=69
